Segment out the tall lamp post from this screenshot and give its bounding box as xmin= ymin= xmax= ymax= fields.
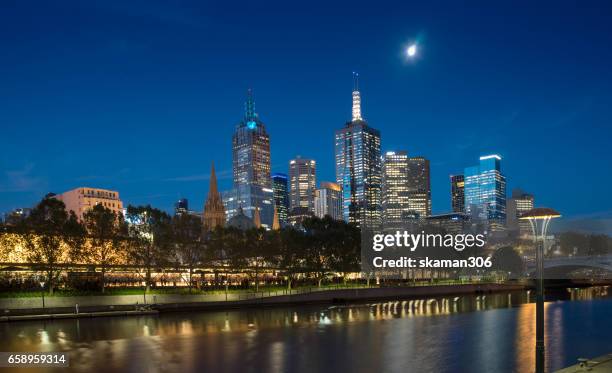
xmin=520 ymin=208 xmax=560 ymax=373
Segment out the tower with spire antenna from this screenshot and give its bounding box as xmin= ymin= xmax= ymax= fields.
xmin=222 ymin=89 xmax=275 ymax=229
xmin=203 ymin=162 xmax=226 ymax=231
xmin=352 ymin=72 xmax=362 ymax=121
xmin=334 ymin=73 xmax=382 ymax=228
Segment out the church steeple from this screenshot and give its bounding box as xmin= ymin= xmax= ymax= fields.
xmin=203 ymin=161 xmax=226 ymax=231
xmin=272 ymin=207 xmax=280 ymax=230
xmin=253 ymin=205 xmax=261 ymax=228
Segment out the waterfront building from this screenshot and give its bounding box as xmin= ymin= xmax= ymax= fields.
xmin=381 ymin=151 xmax=411 ymax=227
xmin=289 ymin=157 xmax=316 ymax=214
xmin=224 ymin=90 xmax=274 ymax=228
xmin=407 ymin=156 xmax=431 ymax=218
xmin=203 ymin=162 xmax=226 ymax=231
xmin=464 ymin=154 xmax=507 ymax=225
xmin=55 ymin=187 xmax=123 ymax=221
xmin=450 ymin=174 xmax=465 ymax=213
xmin=314 ymin=181 xmax=342 ymax=220
xmin=334 ymin=73 xmax=382 ymax=228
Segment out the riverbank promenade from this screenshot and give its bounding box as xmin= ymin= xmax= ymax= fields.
xmin=0 ymin=283 xmax=525 ymax=321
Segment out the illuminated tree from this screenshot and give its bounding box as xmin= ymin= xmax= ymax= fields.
xmin=82 ymin=204 xmax=126 ymax=293
xmin=170 ymin=213 xmax=205 ymax=293
xmin=126 ymin=205 xmax=172 ymax=292
xmin=21 ymin=197 xmax=82 ymax=294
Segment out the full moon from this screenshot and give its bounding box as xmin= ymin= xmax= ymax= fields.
xmin=407 ymin=44 xmax=417 ymax=57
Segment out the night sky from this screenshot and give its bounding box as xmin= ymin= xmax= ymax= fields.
xmin=1 ymin=0 xmax=611 ymax=221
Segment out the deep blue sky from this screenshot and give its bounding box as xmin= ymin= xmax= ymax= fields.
xmin=1 ymin=0 xmax=611 ymax=220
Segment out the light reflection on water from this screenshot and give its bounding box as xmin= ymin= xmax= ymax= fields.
xmin=0 ymin=287 xmax=610 ymax=373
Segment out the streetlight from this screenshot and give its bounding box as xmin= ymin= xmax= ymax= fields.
xmin=520 ymin=207 xmax=561 ymax=373
xmin=39 ymin=279 xmax=46 ymax=310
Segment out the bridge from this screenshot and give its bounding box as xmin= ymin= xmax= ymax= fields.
xmin=525 ymin=254 xmax=612 ymax=277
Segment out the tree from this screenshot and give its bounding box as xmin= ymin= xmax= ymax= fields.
xmin=326 ymin=218 xmax=361 ymax=284
xmin=21 ymin=197 xmax=84 ymax=294
xmin=302 ymin=216 xmax=334 ymax=287
xmin=82 ymin=204 xmax=126 ymax=293
xmin=492 ymin=246 xmax=524 ymax=278
xmin=276 ymin=227 xmax=306 ymax=290
xmin=170 ymin=213 xmax=205 ymax=293
xmin=244 ymin=227 xmax=274 ymax=292
xmin=125 ymin=205 xmax=172 ymax=292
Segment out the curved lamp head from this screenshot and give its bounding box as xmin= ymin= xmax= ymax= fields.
xmin=519 ymin=208 xmax=561 ymax=221
xmin=520 ymin=208 xmax=561 ymax=241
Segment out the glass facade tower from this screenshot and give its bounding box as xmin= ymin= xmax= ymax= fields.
xmin=382 ymin=151 xmax=410 ymax=227
xmin=314 ymin=181 xmax=343 ymax=221
xmin=450 ymin=174 xmax=465 ymax=213
xmin=407 ymin=156 xmax=432 ymax=218
xmin=224 ymin=90 xmax=274 ymax=228
xmin=289 ymin=157 xmax=316 ymax=214
xmin=335 ymin=74 xmax=382 ymax=229
xmin=464 ymin=154 xmax=506 ymax=223
xmin=272 ymin=173 xmax=289 ymax=225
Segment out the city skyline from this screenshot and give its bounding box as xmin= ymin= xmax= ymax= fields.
xmin=1 ymin=1 xmax=612 ymax=221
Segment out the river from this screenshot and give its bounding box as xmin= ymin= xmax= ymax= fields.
xmin=1 ymin=286 xmax=610 ymax=373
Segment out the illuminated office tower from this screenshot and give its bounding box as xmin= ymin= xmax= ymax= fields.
xmin=223 ymin=90 xmax=274 ymax=228
xmin=315 ymin=181 xmax=342 ymax=220
xmin=174 ymin=198 xmax=189 ymax=216
xmin=507 ymin=188 xmax=534 ymax=237
xmin=289 ymin=157 xmax=316 ymax=214
xmin=381 ymin=151 xmax=410 ymax=227
xmin=407 ymin=156 xmax=431 ymax=218
xmin=464 ymin=154 xmax=507 ymax=224
xmin=335 ymin=73 xmax=382 ymax=228
xmin=232 ymin=89 xmax=271 ymax=189
xmin=450 ymin=174 xmax=465 ymax=213
xmin=272 ymin=173 xmax=289 ymax=225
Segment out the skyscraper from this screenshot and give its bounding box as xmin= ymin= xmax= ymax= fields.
xmin=507 ymin=188 xmax=534 ymax=237
xmin=464 ymin=154 xmax=507 ymax=224
xmin=223 ymin=90 xmax=274 ymax=228
xmin=335 ymin=73 xmax=382 ymax=228
xmin=203 ymin=162 xmax=226 ymax=231
xmin=233 ymin=89 xmax=271 ymax=189
xmin=450 ymin=174 xmax=465 ymax=213
xmin=315 ymin=181 xmax=342 ymax=220
xmin=174 ymin=198 xmax=189 ymax=216
xmin=289 ymin=156 xmax=316 ymax=214
xmin=272 ymin=173 xmax=289 ymax=225
xmin=381 ymin=151 xmax=410 ymax=227
xmin=407 ymin=156 xmax=431 ymax=218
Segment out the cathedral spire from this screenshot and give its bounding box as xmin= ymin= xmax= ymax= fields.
xmin=272 ymin=207 xmax=280 ymax=230
xmin=209 ymin=161 xmax=218 ymax=195
xmin=351 ymin=72 xmax=362 ymax=121
xmin=203 ymin=161 xmax=226 ymax=231
xmin=253 ymin=205 xmax=261 ymax=228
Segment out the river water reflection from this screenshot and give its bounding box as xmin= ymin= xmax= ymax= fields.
xmin=1 ymin=287 xmax=610 ymax=373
